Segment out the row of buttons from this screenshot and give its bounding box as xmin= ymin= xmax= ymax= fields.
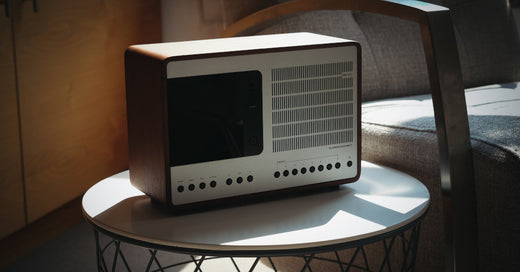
xmin=177 ymin=175 xmax=254 ymax=193
xmin=274 ymin=161 xmax=353 ymax=178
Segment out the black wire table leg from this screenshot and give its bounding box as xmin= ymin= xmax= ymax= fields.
xmin=401 ymin=222 xmax=421 ymax=272
xmin=229 ymin=257 xmax=240 ymax=271
xmin=300 ymin=254 xmax=315 ymax=272
xmin=379 ymin=235 xmax=397 ymax=272
xmin=145 ymin=249 xmax=165 ymax=272
xmin=247 ymin=257 xmax=262 ymax=272
xmin=91 ymin=221 xmax=423 ymax=272
xmin=111 ymin=240 xmax=121 ymax=272
xmin=344 ymin=246 xmax=363 ymax=272
xmin=94 ymin=229 xmax=105 ymax=272
xmin=360 ymin=246 xmax=370 ymax=271
xmin=334 ymin=251 xmax=344 ymax=271
xmin=266 ymin=257 xmax=278 ymax=272
xmin=190 ymin=255 xmax=206 ymax=272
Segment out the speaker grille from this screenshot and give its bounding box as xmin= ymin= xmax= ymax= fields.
xmin=273 ymin=117 xmax=353 ymax=138
xmin=271 ymin=61 xmax=355 ymax=153
xmin=273 ymin=131 xmax=353 ymax=153
xmin=272 ymin=61 xmax=353 ymax=81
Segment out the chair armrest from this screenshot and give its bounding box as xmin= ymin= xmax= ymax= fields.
xmin=221 ymin=0 xmax=445 ymax=38
xmin=222 ymin=1 xmax=478 ymax=271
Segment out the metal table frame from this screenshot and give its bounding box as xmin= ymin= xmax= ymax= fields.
xmin=90 ymin=214 xmax=424 ymax=272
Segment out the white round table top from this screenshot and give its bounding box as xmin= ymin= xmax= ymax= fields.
xmin=82 ymin=161 xmax=429 ymax=256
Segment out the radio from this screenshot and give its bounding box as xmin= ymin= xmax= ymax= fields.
xmin=125 ymin=32 xmax=361 ymax=211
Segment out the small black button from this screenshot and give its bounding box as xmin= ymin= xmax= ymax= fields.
xmin=177 ymin=185 xmax=184 ymax=193
xmin=226 ymin=178 xmax=233 ymax=185
xmin=237 ymin=177 xmax=243 ymax=184
xmin=188 ymin=184 xmax=195 ymax=191
xmin=301 ymin=167 xmax=307 ymax=174
xmin=335 ymin=162 xmax=341 ymax=169
xmin=283 ymin=170 xmax=290 ymax=177
xmin=274 ymin=171 xmax=281 ymax=178
xmin=210 ymin=180 xmax=217 ymax=188
xmin=292 ymin=169 xmax=298 ymax=175
xmin=247 ymin=175 xmax=253 ymax=182
xmin=309 ymin=166 xmax=316 ymax=173
xmin=199 ymin=182 xmax=206 ymax=189
xmin=318 ymin=165 xmax=324 ymax=171
xmin=347 ymin=160 xmax=353 ymax=167
xmin=327 ymin=163 xmax=333 ymax=170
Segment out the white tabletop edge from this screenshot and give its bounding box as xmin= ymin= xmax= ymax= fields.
xmin=82 ymin=161 xmax=430 ymax=254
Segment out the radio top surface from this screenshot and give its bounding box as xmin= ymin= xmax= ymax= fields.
xmin=128 ymin=32 xmax=355 ymax=59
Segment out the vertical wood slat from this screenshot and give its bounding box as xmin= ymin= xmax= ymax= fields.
xmin=11 ymin=0 xmax=162 ymax=223
xmin=0 ymin=11 xmax=26 ymax=239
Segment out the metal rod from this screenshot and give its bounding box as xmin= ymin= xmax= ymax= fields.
xmin=94 ymin=230 xmax=103 ymax=272
xmin=334 ymin=251 xmax=344 ymax=271
xmin=145 ymin=250 xmax=158 ymax=272
xmin=118 ymin=245 xmax=132 ymax=272
xmin=248 ymin=257 xmax=261 ymax=272
xmin=379 ymin=236 xmax=397 ymax=272
xmin=111 ymin=241 xmax=121 ymax=272
xmin=230 ymin=257 xmax=240 ymax=271
xmin=267 ymin=257 xmax=278 ymax=272
xmin=360 ymin=246 xmax=370 ymax=271
xmin=300 ymin=254 xmax=315 ymax=272
xmin=344 ymin=247 xmax=361 ymax=272
xmin=191 ymin=255 xmax=206 ymax=272
xmin=148 ymin=249 xmax=165 ymax=272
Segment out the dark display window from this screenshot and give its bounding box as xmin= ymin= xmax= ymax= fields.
xmin=167 ymin=70 xmax=263 ymax=166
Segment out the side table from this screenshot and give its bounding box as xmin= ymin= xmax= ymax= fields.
xmin=82 ymin=161 xmax=429 ymax=271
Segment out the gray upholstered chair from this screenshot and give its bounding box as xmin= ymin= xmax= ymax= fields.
xmin=222 ymin=0 xmax=520 ymax=271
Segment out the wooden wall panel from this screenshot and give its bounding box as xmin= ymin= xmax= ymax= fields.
xmin=0 ymin=16 xmax=26 ymax=238
xmin=13 ymin=0 xmax=161 ymax=222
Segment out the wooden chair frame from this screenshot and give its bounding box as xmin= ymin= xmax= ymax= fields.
xmin=222 ymin=0 xmax=478 ymax=271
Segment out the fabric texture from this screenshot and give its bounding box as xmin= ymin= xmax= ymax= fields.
xmin=432 ymin=0 xmax=520 ymax=88
xmin=352 ymin=12 xmax=430 ymax=100
xmin=362 ymin=82 xmax=520 ymax=271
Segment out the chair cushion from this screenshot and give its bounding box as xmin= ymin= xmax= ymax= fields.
xmin=363 ymin=82 xmax=520 ymax=159
xmin=362 ymin=82 xmax=520 ymax=271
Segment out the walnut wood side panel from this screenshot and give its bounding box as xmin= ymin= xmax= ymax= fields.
xmin=12 ymin=0 xmax=161 ymax=223
xmin=0 ymin=14 xmax=26 ymax=239
xmin=125 ymin=48 xmax=170 ymax=205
